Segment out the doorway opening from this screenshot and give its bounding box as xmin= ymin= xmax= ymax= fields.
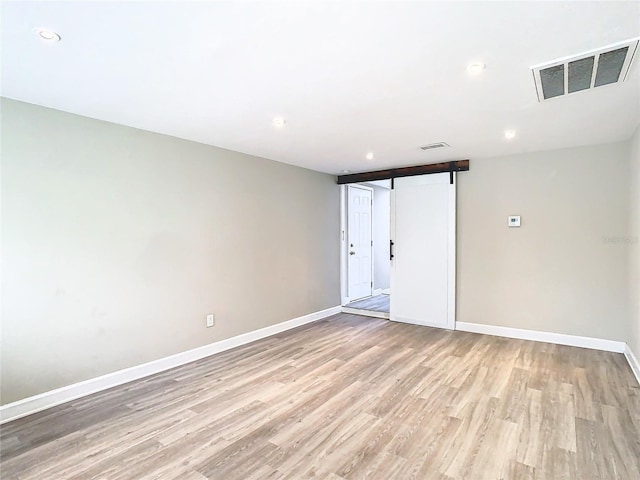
xmin=341 ymin=180 xmax=391 ymax=318
xmin=340 ymin=171 xmax=457 ymax=330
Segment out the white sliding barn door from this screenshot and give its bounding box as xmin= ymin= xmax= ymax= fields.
xmin=390 ymin=172 xmax=456 ymax=329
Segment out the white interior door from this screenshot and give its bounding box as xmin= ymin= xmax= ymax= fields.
xmin=390 ymin=172 xmax=455 ymax=329
xmin=348 ymin=185 xmax=373 ymax=301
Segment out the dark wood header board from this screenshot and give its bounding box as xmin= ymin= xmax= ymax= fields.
xmin=337 ymin=160 xmax=469 ymax=185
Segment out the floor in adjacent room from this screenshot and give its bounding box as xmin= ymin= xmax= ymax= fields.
xmin=346 ymin=294 xmax=390 ymax=313
xmin=1 ymin=314 xmax=639 ymax=480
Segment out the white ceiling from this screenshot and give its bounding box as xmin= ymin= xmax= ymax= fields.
xmin=2 ymin=1 xmax=639 ymax=175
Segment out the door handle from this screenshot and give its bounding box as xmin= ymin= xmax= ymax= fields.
xmin=349 ymin=251 xmax=356 ymax=255
xmin=390 ymin=240 xmax=394 ymax=260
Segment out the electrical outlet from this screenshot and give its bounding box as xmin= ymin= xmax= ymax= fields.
xmin=206 ymin=314 xmax=215 ymax=328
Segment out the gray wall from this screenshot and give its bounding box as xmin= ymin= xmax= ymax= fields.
xmin=457 ymin=142 xmax=631 ymax=342
xmin=629 ymin=125 xmax=640 ymax=358
xmin=1 ymin=98 xmax=340 ymax=404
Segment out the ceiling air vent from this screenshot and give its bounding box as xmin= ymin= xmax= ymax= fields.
xmin=531 ymin=38 xmax=639 ymax=102
xmin=420 ymin=142 xmax=450 ymax=151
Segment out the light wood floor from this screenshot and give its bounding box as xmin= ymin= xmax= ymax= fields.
xmin=1 ymin=314 xmax=639 ymax=480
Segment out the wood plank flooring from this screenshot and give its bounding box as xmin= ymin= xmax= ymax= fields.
xmin=1 ymin=314 xmax=639 ymax=479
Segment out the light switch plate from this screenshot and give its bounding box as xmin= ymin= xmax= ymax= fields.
xmin=508 ymin=215 xmax=521 ymax=227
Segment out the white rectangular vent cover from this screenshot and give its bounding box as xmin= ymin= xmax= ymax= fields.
xmin=420 ymin=142 xmax=450 ymax=150
xmin=531 ymin=38 xmax=639 ymax=102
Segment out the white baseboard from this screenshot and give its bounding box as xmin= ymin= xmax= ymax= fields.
xmin=382 ymin=288 xmax=390 ymax=295
xmin=372 ymin=288 xmax=383 ymax=296
xmin=624 ymin=345 xmax=640 ymax=386
xmin=0 ymin=305 xmax=342 ymax=425
xmin=342 ymin=307 xmax=390 ymax=320
xmin=455 ymin=322 xmax=626 ymax=353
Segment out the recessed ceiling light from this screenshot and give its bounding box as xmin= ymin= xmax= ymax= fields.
xmin=272 ymin=117 xmax=286 ymax=127
xmin=341 ymin=170 xmax=351 ymax=174
xmin=504 ymin=130 xmax=516 ymax=140
xmin=35 ymin=29 xmax=61 ymax=42
xmin=365 ymin=152 xmax=374 ymax=160
xmin=467 ymin=62 xmax=486 ymax=74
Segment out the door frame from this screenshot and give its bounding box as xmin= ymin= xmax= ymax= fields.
xmin=340 ymin=184 xmax=374 ymax=305
xmin=344 ymin=183 xmax=375 ymax=303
